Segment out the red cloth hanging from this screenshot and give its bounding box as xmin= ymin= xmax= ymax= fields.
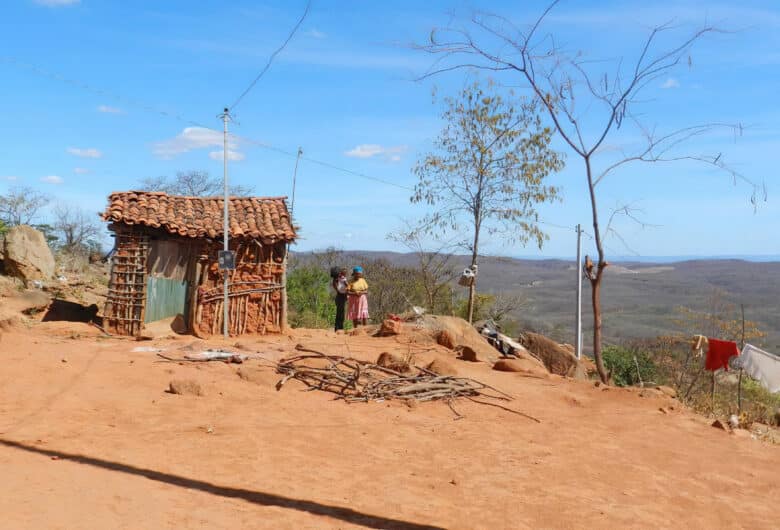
xmin=705 ymin=338 xmax=740 ymax=371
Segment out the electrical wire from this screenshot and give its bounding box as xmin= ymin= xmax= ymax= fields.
xmin=0 ymin=54 xmax=414 ymax=193
xmin=2 ymin=55 xmax=593 ymax=236
xmin=228 ymin=0 xmax=311 ymax=111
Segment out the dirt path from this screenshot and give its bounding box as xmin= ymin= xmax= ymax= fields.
xmin=0 ymin=322 xmax=777 ymax=529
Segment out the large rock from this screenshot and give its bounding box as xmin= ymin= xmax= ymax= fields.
xmin=519 ymin=332 xmax=585 ymax=378
xmin=2 ymin=225 xmax=55 ymax=283
xmin=419 ymin=315 xmax=499 ymax=363
xmin=492 ymin=358 xmax=548 ymax=376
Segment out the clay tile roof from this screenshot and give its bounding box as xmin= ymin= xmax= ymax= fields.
xmin=102 ymin=191 xmax=296 ymax=242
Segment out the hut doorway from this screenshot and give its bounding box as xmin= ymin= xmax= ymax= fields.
xmin=144 ymin=239 xmax=196 ymax=327
xmin=145 ymin=277 xmax=188 ymax=323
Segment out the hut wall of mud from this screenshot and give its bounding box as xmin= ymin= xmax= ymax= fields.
xmin=103 ymin=225 xmax=288 ymax=337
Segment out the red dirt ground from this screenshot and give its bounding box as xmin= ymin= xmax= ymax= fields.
xmin=0 ymin=320 xmax=777 ymax=529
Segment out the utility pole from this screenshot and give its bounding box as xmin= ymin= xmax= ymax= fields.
xmin=290 ymin=147 xmax=302 ymax=216
xmin=221 ymin=107 xmax=230 ymax=338
xmin=575 ymin=224 xmax=583 ymax=359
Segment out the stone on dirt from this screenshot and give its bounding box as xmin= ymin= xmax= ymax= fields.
xmin=519 ymin=332 xmax=585 ymax=378
xmin=656 ymin=386 xmax=678 ymax=398
xmin=425 ymin=358 xmax=458 ymax=376
xmin=457 ymin=345 xmax=479 ymax=362
xmin=376 ymin=352 xmax=411 ymax=373
xmin=2 ymin=225 xmax=55 ymax=283
xmin=377 ymin=319 xmax=402 ymax=336
xmin=419 ymin=315 xmax=498 ymax=362
xmin=168 ymin=379 xmax=203 ymax=396
xmin=492 ymin=359 xmax=548 ymax=376
xmin=437 ymin=330 xmax=456 ymax=350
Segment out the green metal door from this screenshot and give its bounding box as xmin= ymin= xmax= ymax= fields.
xmin=145 ymin=276 xmax=188 ymax=323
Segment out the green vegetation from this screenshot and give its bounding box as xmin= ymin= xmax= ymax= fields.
xmin=411 ymin=81 xmax=563 ymax=322
xmin=286 ymin=265 xmax=336 ymax=329
xmin=602 ymin=345 xmax=658 ymax=388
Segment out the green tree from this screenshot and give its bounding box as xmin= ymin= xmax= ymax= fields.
xmin=286 ymin=265 xmax=335 ymax=329
xmin=412 ymin=82 xmax=564 ymax=323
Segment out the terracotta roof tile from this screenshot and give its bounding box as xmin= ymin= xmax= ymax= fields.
xmin=102 ymin=191 xmax=296 ymax=242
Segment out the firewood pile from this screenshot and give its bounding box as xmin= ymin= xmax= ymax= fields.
xmin=274 ymin=345 xmax=540 ymax=422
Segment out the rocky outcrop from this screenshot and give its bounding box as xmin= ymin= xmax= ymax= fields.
xmin=2 ymin=225 xmax=55 ymax=283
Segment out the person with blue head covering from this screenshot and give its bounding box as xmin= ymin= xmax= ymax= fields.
xmin=347 ymin=265 xmax=369 ymax=326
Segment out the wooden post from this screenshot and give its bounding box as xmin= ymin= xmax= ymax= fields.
xmin=711 ymin=372 xmax=716 ymax=414
xmin=280 ymin=243 xmax=288 ymax=332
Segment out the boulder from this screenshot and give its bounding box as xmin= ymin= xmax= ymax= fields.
xmin=377 ymin=319 xmax=403 ymax=336
xmin=492 ymin=359 xmax=548 ymax=376
xmin=3 ymin=225 xmax=55 ymax=283
xmin=457 ymin=345 xmax=479 ymax=362
xmin=519 ymin=332 xmax=582 ymax=378
xmin=437 ymin=330 xmax=456 ymax=350
xmin=168 ymin=379 xmax=203 ymax=396
xmin=425 ymin=358 xmax=458 ymax=375
xmin=376 ymin=352 xmax=411 ymax=373
xmin=419 ymin=315 xmax=498 ymax=362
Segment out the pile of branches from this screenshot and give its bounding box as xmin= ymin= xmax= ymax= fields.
xmin=274 ymin=345 xmax=539 ymax=422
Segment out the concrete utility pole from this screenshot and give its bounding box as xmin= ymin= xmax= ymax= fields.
xmin=575 ymin=224 xmax=583 ymax=359
xmin=221 ymin=108 xmax=230 ymax=338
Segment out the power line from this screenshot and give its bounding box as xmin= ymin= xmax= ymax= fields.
xmin=231 ymin=133 xmax=413 ymax=191
xmin=228 ymin=0 xmax=312 ymax=111
xmin=0 ymin=55 xmax=415 ymax=192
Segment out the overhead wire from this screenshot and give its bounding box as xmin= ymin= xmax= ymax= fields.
xmin=228 ymin=0 xmax=312 ymax=111
xmin=3 ymin=55 xmax=589 ymax=244
xmin=0 ymin=54 xmax=412 ymax=192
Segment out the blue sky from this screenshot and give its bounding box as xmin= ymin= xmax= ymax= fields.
xmin=0 ymin=0 xmax=777 ymax=259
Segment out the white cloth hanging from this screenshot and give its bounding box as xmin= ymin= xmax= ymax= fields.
xmin=739 ymin=344 xmax=780 ymax=394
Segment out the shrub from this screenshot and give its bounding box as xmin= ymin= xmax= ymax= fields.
xmin=602 ymin=345 xmax=658 ymax=387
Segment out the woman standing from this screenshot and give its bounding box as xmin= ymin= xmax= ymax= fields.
xmin=347 ymin=266 xmax=369 ymax=327
xmin=332 ymin=267 xmax=348 ymax=332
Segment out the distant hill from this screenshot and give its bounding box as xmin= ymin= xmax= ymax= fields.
xmin=291 ymin=250 xmax=780 ymax=352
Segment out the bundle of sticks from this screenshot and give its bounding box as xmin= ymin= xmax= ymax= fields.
xmin=274 ymin=345 xmax=540 ymax=422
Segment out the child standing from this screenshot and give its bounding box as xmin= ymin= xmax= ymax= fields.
xmin=347 ymin=266 xmax=369 ymax=327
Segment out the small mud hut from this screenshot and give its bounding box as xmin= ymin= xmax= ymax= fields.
xmin=101 ymin=191 xmax=296 ymax=337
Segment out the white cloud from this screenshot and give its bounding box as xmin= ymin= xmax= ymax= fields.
xmin=97 ymin=104 xmax=123 ymax=114
xmin=153 ymin=126 xmax=241 ymax=159
xmin=306 ymin=28 xmax=327 ymax=39
xmin=34 ymin=0 xmax=80 ymax=6
xmin=40 ymin=175 xmax=63 ymax=184
xmin=1 ymin=175 xmax=18 ymax=181
xmin=67 ymin=147 xmax=103 ymax=158
xmin=208 ymin=150 xmax=245 ymax=162
xmin=344 ymin=144 xmax=407 ymax=162
xmin=661 ymin=78 xmax=680 ymax=89
xmin=73 ymin=167 xmax=90 ymax=174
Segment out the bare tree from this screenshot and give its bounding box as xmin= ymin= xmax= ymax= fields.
xmin=486 ymin=291 xmax=527 ymax=324
xmin=53 ymin=204 xmax=101 ymax=255
xmin=139 ymin=170 xmax=254 ymax=197
xmin=0 ymin=186 xmax=50 ymax=226
xmin=412 ymin=81 xmax=564 ymax=323
xmin=387 ymin=221 xmax=459 ymax=314
xmin=416 ymin=2 xmax=764 ymax=381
